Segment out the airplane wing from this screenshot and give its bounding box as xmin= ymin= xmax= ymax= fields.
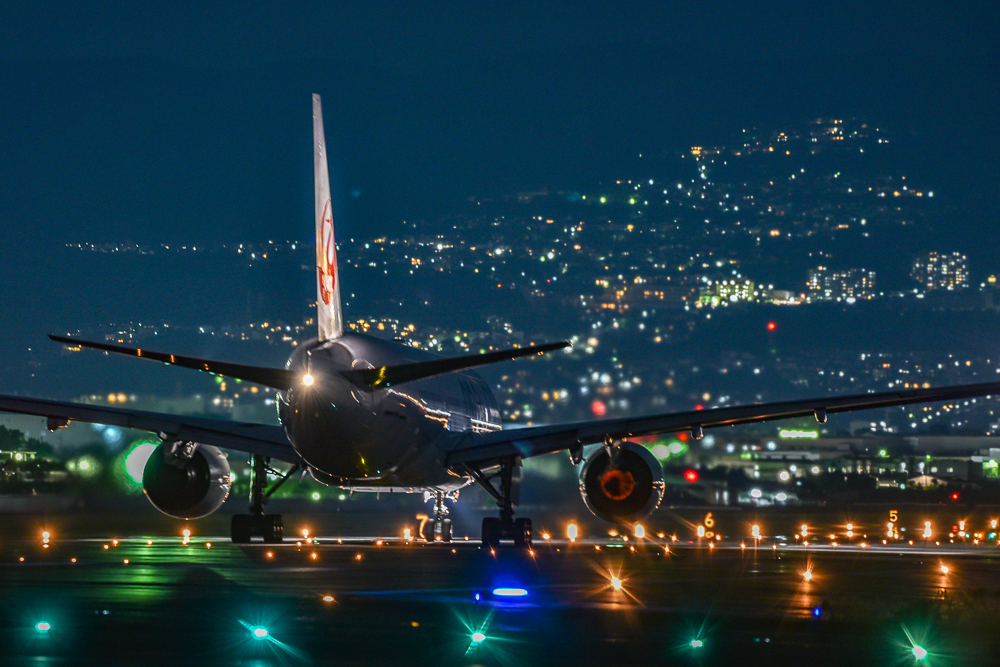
xmin=445 ymin=380 xmax=1000 ymax=468
xmin=0 ymin=394 xmax=301 ymax=464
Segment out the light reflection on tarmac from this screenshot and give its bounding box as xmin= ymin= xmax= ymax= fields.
xmin=4 ymin=528 xmax=1000 ymax=666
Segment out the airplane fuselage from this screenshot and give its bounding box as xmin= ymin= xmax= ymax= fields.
xmin=278 ymin=333 xmax=502 ymax=492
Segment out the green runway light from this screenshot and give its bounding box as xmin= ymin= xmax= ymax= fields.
xmin=35 ymin=622 xmax=51 ymax=633
xmin=912 ymin=645 xmax=928 ymax=660
xmin=471 ymin=631 xmax=486 ymax=644
xmin=690 ymin=639 xmax=703 ymax=648
xmin=251 ymin=626 xmax=269 ymax=640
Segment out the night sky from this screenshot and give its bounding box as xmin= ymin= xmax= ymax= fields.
xmin=2 ymin=2 xmax=1000 ymax=395
xmin=3 ymin=2 xmax=998 ymax=243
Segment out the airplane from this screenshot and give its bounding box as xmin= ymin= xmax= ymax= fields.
xmin=3 ymin=94 xmax=1000 ymax=548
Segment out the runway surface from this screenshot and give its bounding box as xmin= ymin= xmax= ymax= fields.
xmin=4 ymin=522 xmax=1000 ymax=666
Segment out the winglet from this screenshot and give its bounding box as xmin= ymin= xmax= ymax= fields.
xmin=314 ymin=94 xmax=343 ymax=341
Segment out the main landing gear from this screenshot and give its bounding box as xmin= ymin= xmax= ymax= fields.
xmin=231 ymin=455 xmax=299 ymax=544
xmin=470 ymin=456 xmax=532 ymax=550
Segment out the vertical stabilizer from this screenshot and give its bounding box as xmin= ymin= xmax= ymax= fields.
xmin=313 ymin=94 xmax=343 ymax=341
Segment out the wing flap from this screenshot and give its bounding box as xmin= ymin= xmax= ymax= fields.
xmin=446 ymin=380 xmax=1000 ymax=467
xmin=0 ymin=394 xmax=300 ymax=463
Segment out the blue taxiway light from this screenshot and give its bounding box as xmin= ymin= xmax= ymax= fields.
xmin=813 ymin=606 xmax=822 ymax=617
xmin=251 ymin=627 xmax=269 ymax=640
xmin=35 ymin=622 xmax=51 ymax=633
xmin=492 ymin=587 xmax=528 ymax=597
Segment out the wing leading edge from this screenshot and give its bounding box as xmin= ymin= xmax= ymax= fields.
xmin=0 ymin=394 xmax=300 ymax=464
xmin=446 ymin=381 xmax=1000 ymax=468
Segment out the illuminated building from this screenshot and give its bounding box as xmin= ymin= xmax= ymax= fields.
xmin=911 ymin=252 xmax=968 ymax=291
xmin=806 ymin=266 xmax=876 ymax=302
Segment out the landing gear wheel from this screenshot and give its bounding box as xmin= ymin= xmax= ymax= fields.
xmin=262 ymin=514 xmax=284 ymax=543
xmin=482 ymin=517 xmax=501 ymax=550
xmin=513 ymin=518 xmax=533 ymax=549
xmin=231 ymin=514 xmax=252 ymax=544
xmin=434 ymin=518 xmax=453 ymax=543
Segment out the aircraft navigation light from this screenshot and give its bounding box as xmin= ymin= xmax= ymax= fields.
xmin=690 ymin=639 xmax=703 ymax=648
xmin=492 ymin=588 xmax=528 ymax=597
xmin=35 ymin=622 xmax=51 ymax=633
xmin=302 ymin=373 xmax=314 ymax=386
xmin=471 ymin=631 xmax=486 ymax=644
xmin=251 ymin=627 xmax=269 ymax=640
xmin=912 ymin=645 xmax=928 ymax=660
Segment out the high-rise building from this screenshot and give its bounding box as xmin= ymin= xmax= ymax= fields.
xmin=911 ymin=252 xmax=968 ymax=291
xmin=806 ymin=267 xmax=876 ymax=302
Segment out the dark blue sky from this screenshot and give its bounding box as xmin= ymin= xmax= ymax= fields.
xmin=2 ymin=2 xmax=998 ymax=244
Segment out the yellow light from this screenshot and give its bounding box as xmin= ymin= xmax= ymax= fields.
xmin=355 ymin=553 xmax=362 ymax=561
xmin=634 ymin=524 xmax=645 ymax=539
xmin=182 ymin=529 xmax=191 ymax=537
xmin=123 ymin=559 xmax=129 ymax=564
xmin=206 ymin=543 xmax=212 ymax=549
xmin=801 ymin=524 xmax=808 ymax=536
xmin=803 ymin=570 xmax=812 ymax=581
xmin=941 ymin=565 xmax=949 ymax=574
xmin=751 ymin=525 xmax=760 ymax=538
xmin=610 ymin=576 xmax=623 ymax=591
xmin=303 ymin=373 xmax=315 ymax=386
xmin=42 ymin=531 xmax=50 ymax=540
xmin=403 ymin=528 xmax=412 ymax=541
xmin=323 ymin=595 xmax=335 ymax=603
xmin=697 ymin=526 xmax=705 ymax=537
xmin=567 ymin=523 xmax=578 ymax=542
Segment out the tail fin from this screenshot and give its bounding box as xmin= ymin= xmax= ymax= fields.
xmin=313 ymin=94 xmax=343 ymax=341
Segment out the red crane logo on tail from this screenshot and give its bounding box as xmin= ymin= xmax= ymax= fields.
xmin=319 ymin=200 xmax=336 ymax=305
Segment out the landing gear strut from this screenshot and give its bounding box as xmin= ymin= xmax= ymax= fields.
xmin=471 ymin=456 xmax=531 ymax=550
xmin=230 ymin=455 xmax=298 ymax=544
xmin=423 ymin=490 xmax=454 ymax=542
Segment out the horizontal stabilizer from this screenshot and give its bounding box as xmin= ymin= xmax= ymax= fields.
xmin=49 ymin=335 xmax=297 ymax=390
xmin=342 ymin=341 xmax=572 ymax=389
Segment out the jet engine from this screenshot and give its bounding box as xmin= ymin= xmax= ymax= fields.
xmin=142 ymin=442 xmax=231 ymax=519
xmin=579 ymin=442 xmax=664 ymax=524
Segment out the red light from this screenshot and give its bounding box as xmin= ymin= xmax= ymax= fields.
xmin=684 ymin=469 xmax=699 ymax=483
xmin=694 ymin=404 xmax=704 ymax=411
xmin=951 ymin=493 xmax=959 ymax=501
xmin=767 ymin=322 xmax=777 ymax=331
xmin=591 ymin=400 xmax=607 ymax=417
xmin=676 ymin=432 xmax=689 ymax=442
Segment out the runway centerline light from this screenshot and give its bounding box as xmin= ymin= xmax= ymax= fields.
xmin=492 ymin=588 xmax=528 ymax=597
xmin=251 ymin=627 xmax=269 ymax=640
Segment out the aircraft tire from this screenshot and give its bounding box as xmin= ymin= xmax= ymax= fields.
xmin=231 ymin=514 xmax=252 ymax=544
xmin=262 ymin=514 xmax=284 ymax=543
xmin=481 ymin=517 xmax=501 ymax=550
xmin=513 ymin=518 xmax=532 ymax=549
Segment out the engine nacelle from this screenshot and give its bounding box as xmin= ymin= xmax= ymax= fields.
xmin=579 ymin=442 xmax=664 ymax=524
xmin=143 ymin=443 xmax=231 ymax=519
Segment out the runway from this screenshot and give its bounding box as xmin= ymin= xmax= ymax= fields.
xmin=4 ymin=523 xmax=1000 ymax=666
